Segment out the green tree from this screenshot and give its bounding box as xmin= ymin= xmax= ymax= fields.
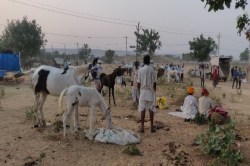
xmin=189 ymin=34 xmax=217 ymax=62
xmin=201 ymin=0 xmax=250 ymax=40
xmin=134 ymin=29 xmax=162 ymax=56
xmin=239 ymin=48 xmax=249 ymax=60
xmin=79 ymin=43 xmax=91 ymax=64
xmin=105 ymin=49 xmax=115 ymax=63
xmin=0 ymin=16 xmax=46 ymax=66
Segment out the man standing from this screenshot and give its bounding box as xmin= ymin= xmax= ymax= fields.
xmin=180 ymin=64 xmax=184 ymax=82
xmin=91 ymin=58 xmax=102 ymax=93
xmin=212 ymin=66 xmax=218 ymax=88
xmin=132 ymin=60 xmax=140 ymax=107
xmin=200 ymin=64 xmax=205 ymax=87
xmin=232 ymin=66 xmax=239 ymax=89
xmin=61 ymin=58 xmax=69 ymax=74
xmin=137 ymin=55 xmax=157 ymax=133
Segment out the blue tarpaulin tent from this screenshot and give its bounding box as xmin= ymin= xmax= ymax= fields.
xmin=0 ymin=52 xmax=21 ymax=78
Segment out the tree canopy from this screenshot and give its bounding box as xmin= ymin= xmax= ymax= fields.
xmin=79 ymin=43 xmax=91 ymax=64
xmin=0 ymin=16 xmax=46 ymax=65
xmin=105 ymin=49 xmax=115 ymax=63
xmin=134 ymin=28 xmax=162 ymax=56
xmin=201 ymin=0 xmax=250 ymax=40
xmin=189 ymin=34 xmax=217 ymax=62
xmin=239 ymin=48 xmax=249 ymax=60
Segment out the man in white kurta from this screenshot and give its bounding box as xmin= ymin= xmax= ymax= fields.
xmin=181 ymin=95 xmax=198 ymax=119
xmin=137 ymin=55 xmax=156 ymax=133
xmin=132 ymin=61 xmax=140 ymax=106
xmin=198 ymin=88 xmax=212 ymax=116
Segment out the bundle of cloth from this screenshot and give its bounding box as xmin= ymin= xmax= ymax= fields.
xmin=156 ymin=96 xmax=168 ymax=110
xmin=85 ymin=128 xmax=140 ymax=145
xmin=208 ymin=105 xmax=230 ymax=124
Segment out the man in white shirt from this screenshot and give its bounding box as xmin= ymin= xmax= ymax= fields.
xmin=137 ymin=55 xmax=157 ymax=133
xmin=198 ymin=88 xmax=212 ymax=116
xmin=181 ymin=87 xmax=198 ymax=120
xmin=132 ymin=60 xmax=140 ymax=106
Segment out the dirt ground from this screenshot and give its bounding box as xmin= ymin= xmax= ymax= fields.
xmin=0 ymin=63 xmax=249 ymax=166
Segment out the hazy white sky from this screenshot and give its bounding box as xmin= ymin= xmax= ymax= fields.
xmin=1 ymin=0 xmax=250 ymax=59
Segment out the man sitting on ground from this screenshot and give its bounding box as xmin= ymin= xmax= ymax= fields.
xmin=181 ymin=87 xmax=198 ymax=121
xmin=198 ymin=88 xmax=212 ymax=117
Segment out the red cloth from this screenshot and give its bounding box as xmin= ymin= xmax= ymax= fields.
xmin=208 ymin=105 xmax=230 ymax=119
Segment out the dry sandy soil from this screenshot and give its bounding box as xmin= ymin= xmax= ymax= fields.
xmin=0 ymin=63 xmax=249 ymax=166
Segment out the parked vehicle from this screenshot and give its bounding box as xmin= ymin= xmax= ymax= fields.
xmin=210 ymin=56 xmax=232 ymax=81
xmin=0 ymin=52 xmax=21 ymax=79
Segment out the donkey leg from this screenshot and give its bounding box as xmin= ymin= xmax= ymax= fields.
xmin=74 ymin=103 xmax=80 ymax=131
xmin=112 ymin=87 xmax=116 ymax=106
xmin=38 ymin=92 xmax=47 ymax=127
xmin=88 ymin=106 xmax=95 ymax=140
xmin=109 ymin=88 xmax=111 ymax=105
xmin=34 ymin=93 xmax=41 ymax=126
xmin=62 ymin=107 xmax=71 ymax=138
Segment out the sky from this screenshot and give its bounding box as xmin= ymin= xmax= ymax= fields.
xmin=1 ymin=0 xmax=250 ymax=59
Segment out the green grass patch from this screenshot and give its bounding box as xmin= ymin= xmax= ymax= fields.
xmin=123 ymin=143 xmax=142 ymax=156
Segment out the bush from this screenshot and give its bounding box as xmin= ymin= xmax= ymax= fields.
xmin=0 ymin=87 xmax=5 ymax=97
xmin=123 ymin=144 xmax=142 ymax=156
xmin=192 ymin=112 xmax=208 ymax=125
xmin=25 ymin=106 xmax=35 ymax=120
xmin=194 ymin=120 xmax=243 ymax=165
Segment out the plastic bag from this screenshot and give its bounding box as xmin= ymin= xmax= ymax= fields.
xmin=156 ymin=96 xmax=168 ymax=110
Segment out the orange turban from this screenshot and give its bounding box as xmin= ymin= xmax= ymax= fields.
xmin=187 ymin=87 xmax=194 ymax=94
xmin=201 ymin=88 xmax=209 ymax=96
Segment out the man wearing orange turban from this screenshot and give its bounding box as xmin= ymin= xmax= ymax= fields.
xmin=168 ymin=87 xmax=198 ymax=120
xmin=187 ymin=87 xmax=194 ymax=94
xmin=180 ymin=87 xmax=198 ymax=120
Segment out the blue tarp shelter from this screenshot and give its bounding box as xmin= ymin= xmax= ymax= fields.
xmin=0 ymin=52 xmax=21 ymax=78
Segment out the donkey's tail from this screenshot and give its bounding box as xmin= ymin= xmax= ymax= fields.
xmin=23 ymin=68 xmax=36 ymax=75
xmin=15 ymin=68 xmax=36 ymax=78
xmin=59 ymin=88 xmax=68 ymax=112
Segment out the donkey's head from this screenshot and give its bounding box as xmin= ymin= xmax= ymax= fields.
xmin=114 ymin=67 xmax=124 ymax=77
xmin=101 ymin=107 xmax=112 ymax=129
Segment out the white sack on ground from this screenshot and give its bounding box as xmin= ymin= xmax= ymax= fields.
xmin=168 ymin=106 xmax=197 ymax=119
xmin=85 ymin=128 xmax=140 ymax=145
xmin=168 ymin=112 xmax=188 ymax=119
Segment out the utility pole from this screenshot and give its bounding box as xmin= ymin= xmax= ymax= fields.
xmin=125 ymin=36 xmax=128 ymax=56
xmin=217 ymin=33 xmax=222 ymax=56
xmin=136 ymin=22 xmax=141 ymax=60
xmin=125 ymin=36 xmax=128 ymax=63
xmin=77 ymin=42 xmax=79 ymax=61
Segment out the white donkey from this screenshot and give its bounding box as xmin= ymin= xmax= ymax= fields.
xmin=167 ymin=69 xmax=179 ymax=83
xmin=20 ymin=64 xmax=91 ymax=127
xmin=59 ymin=85 xmax=112 ymax=139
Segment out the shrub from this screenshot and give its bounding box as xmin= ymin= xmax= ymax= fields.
xmin=194 ymin=120 xmax=243 ymax=165
xmin=25 ymin=106 xmax=35 ymax=120
xmin=123 ymin=144 xmax=142 ymax=156
xmin=192 ymin=112 xmax=208 ymax=125
xmin=0 ymin=87 xmax=5 ymax=97
xmin=53 ymin=120 xmax=63 ymax=132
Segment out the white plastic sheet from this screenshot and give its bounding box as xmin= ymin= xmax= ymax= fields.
xmin=86 ymin=128 xmax=140 ymax=145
